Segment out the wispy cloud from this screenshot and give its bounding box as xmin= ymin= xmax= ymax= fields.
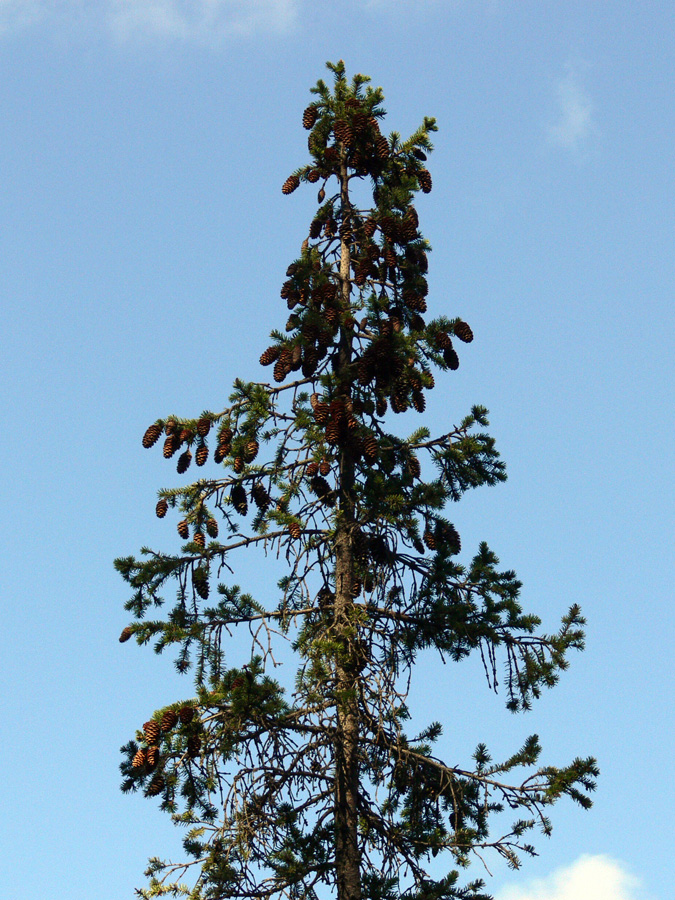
xmin=496 ymin=855 xmax=645 ymax=900
xmin=548 ymin=61 xmax=597 ymax=153
xmin=0 ymin=0 xmax=299 ymax=41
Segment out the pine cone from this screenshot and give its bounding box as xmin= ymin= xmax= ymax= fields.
xmin=177 ymin=519 xmax=189 ymax=540
xmin=288 ymin=521 xmax=302 ymax=540
xmin=206 ymin=517 xmax=219 ymax=538
xmin=313 ymin=402 xmax=330 ymax=425
xmin=309 ymin=218 xmax=323 ymax=239
xmin=319 ymin=459 xmax=330 ymax=476
xmin=406 ymin=454 xmax=421 ymax=479
xmin=132 ymin=747 xmax=146 ymax=769
xmin=260 ymin=346 xmax=280 ymax=366
xmin=177 ymin=449 xmax=192 ymax=474
xmin=375 ymin=135 xmax=389 ymax=159
xmin=143 ymin=720 xmax=160 ymax=744
xmin=443 ymin=347 xmax=460 ymax=370
xmin=310 ymin=475 xmax=331 ymax=498
xmin=161 ymin=710 xmax=178 ymax=732
xmin=325 ymin=421 xmax=340 ymax=444
xmin=439 ymin=523 xmax=461 ymax=554
xmin=376 ymin=396 xmax=388 ymax=417
xmin=411 ymin=390 xmax=426 ymax=413
xmin=146 ymin=746 xmax=160 ymax=770
xmin=454 ymin=320 xmax=474 ymax=343
xmin=363 ymin=434 xmax=378 ymax=461
xmin=251 ymin=482 xmax=271 ymax=510
xmin=282 ymin=175 xmax=300 ymax=195
xmin=193 ymin=569 xmax=209 ymax=599
xmin=306 ymin=461 xmax=319 ymax=477
xmin=196 ymin=417 xmax=211 ymax=437
xmin=306 ymin=168 xmax=320 ymax=183
xmin=214 ymin=443 xmax=228 ymax=464
xmin=146 ymin=774 xmax=165 ymax=796
xmin=193 ymin=531 xmax=205 ymax=549
xmin=119 ymin=626 xmax=133 ymax=643
xmin=303 ymin=105 xmax=318 ymax=129
xmin=231 ymin=483 xmax=248 ymax=515
xmin=163 ymin=434 xmax=180 ymax=459
xmin=233 ymin=455 xmax=244 ymax=473
xmin=187 ymin=735 xmax=202 ymax=758
xmin=178 ymin=428 xmax=194 ymax=444
xmin=273 ymin=359 xmax=286 ymax=383
xmin=436 ymin=331 xmax=452 ymax=350
xmin=156 ymin=498 xmax=168 ymax=518
xmin=195 ymin=445 xmax=209 ymax=467
xmin=423 ymin=529 xmax=436 ymax=551
xmin=418 ymin=168 xmax=432 ymax=193
xmin=179 ymin=705 xmax=195 ymax=725
xmin=142 ymin=423 xmax=162 ymax=449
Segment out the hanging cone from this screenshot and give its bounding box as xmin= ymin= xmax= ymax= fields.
xmin=196 ymin=418 xmax=211 ymax=437
xmin=156 ymin=498 xmax=168 ymax=518
xmin=313 ymin=402 xmax=329 ymax=424
xmin=260 ymin=346 xmax=279 ymax=366
xmin=179 ymin=705 xmax=195 ymax=725
xmin=443 ymin=347 xmax=460 ymax=370
xmin=193 ymin=531 xmax=205 ymax=549
xmin=439 ymin=523 xmax=461 ymax=554
xmin=319 ymin=459 xmax=331 ymax=476
xmin=288 ymin=521 xmax=302 ymax=540
xmin=251 ymin=482 xmax=271 ymax=510
xmin=206 ymin=517 xmax=218 ymax=538
xmin=233 ymin=456 xmax=244 ymax=473
xmin=418 ymin=169 xmax=432 ymax=193
xmin=119 ymin=626 xmax=133 ymax=643
xmin=177 ymin=450 xmax=192 ymax=474
xmin=309 ymin=218 xmax=323 ymax=239
xmin=177 ymin=520 xmax=189 ymax=540
xmin=306 ymin=168 xmax=320 ymax=183
xmin=146 ymin=746 xmax=160 ymax=770
xmin=364 ymin=434 xmax=378 ymax=461
xmin=325 ymin=421 xmax=340 ymax=444
xmin=143 ymin=720 xmax=160 ymax=744
xmin=282 ymin=175 xmax=300 ymax=195
xmin=311 ymin=475 xmax=330 ymax=498
xmin=163 ymin=434 xmax=180 ymax=459
xmin=231 ymin=483 xmax=248 ymax=515
xmin=142 ymin=423 xmax=162 ymax=449
xmin=375 ymin=135 xmax=389 ymax=159
xmin=436 ymin=331 xmax=452 ymax=350
xmin=214 ymin=443 xmax=228 ymax=464
xmin=178 ymin=428 xmax=194 ymax=444
xmin=244 ymin=439 xmax=259 ymax=462
xmin=306 ymin=461 xmax=319 ymax=477
xmin=423 ymin=529 xmax=436 ymax=551
xmin=132 ymin=747 xmax=146 ymax=769
xmin=146 ymin=774 xmax=165 ymax=797
xmin=303 ymin=105 xmax=318 ymax=129
xmin=411 ymin=390 xmax=426 ymax=413
xmin=193 ymin=569 xmax=209 ymax=599
xmin=161 ymin=710 xmax=178 ymax=732
xmin=406 ymin=454 xmax=421 ymax=479
xmin=196 ymin=445 xmax=209 ymax=467
xmin=187 ymin=735 xmax=202 ymax=758
xmin=454 ymin=320 xmax=474 ymax=343
xmin=376 ymin=396 xmax=388 ymax=417
xmin=273 ymin=359 xmax=286 ymax=383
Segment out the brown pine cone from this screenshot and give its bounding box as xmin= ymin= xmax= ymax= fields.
xmin=303 ymin=105 xmax=318 ymax=129
xmin=142 ymin=423 xmax=162 ymax=449
xmin=319 ymin=459 xmax=330 ymax=476
xmin=311 ymin=475 xmax=330 ymax=498
xmin=313 ymin=402 xmax=330 ymax=424
xmin=143 ymin=720 xmax=160 ymax=744
xmin=306 ymin=461 xmax=319 ymax=477
xmin=306 ymin=168 xmax=320 ymax=183
xmin=288 ymin=521 xmax=302 ymax=540
xmin=375 ymin=135 xmax=389 ymax=159
xmin=193 ymin=531 xmax=205 ymax=549
xmin=273 ymin=359 xmax=286 ymax=383
xmin=206 ymin=517 xmax=219 ymax=538
xmin=375 ymin=396 xmax=388 ymax=417
xmin=231 ymin=483 xmax=248 ymax=515
xmin=195 ymin=445 xmax=209 ymax=467
xmin=176 ymin=450 xmax=192 ymax=474
xmin=260 ymin=345 xmax=280 ymax=366
xmin=418 ymin=168 xmax=432 ymax=193
xmin=131 ymin=747 xmax=146 ymax=769
xmin=406 ymin=454 xmax=421 ymax=479
xmin=214 ymin=443 xmax=229 ymax=464
xmin=363 ymin=434 xmax=378 ymax=460
xmin=454 ymin=320 xmax=474 ymax=343
xmin=163 ymin=434 xmax=180 ymax=459
xmin=119 ymin=626 xmax=133 ymax=643
xmin=251 ymin=482 xmax=271 ymax=510
xmin=411 ymin=390 xmax=426 ymax=413
xmin=179 ymin=705 xmax=195 ymax=725
xmin=156 ymin=498 xmax=168 ymax=518
xmin=146 ymin=774 xmax=165 ymax=796
xmin=146 ymin=746 xmax=160 ymax=770
xmin=443 ymin=347 xmax=460 ymax=370
xmin=309 ymin=218 xmax=323 ymax=239
xmin=187 ymin=735 xmax=202 ymax=758
xmin=282 ymin=175 xmax=300 ymax=195
xmin=196 ymin=417 xmax=211 ymax=437
xmin=177 ymin=519 xmax=190 ymax=540
xmin=233 ymin=455 xmax=244 ymax=473
xmin=325 ymin=421 xmax=340 ymax=444
xmin=193 ymin=569 xmax=209 ymax=599
xmin=423 ymin=529 xmax=436 ymax=551
xmin=161 ymin=710 xmax=179 ymax=732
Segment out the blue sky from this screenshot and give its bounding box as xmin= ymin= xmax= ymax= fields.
xmin=1 ymin=2 xmax=672 ymax=898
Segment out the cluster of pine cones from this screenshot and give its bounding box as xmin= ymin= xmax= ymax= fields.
xmin=130 ymin=706 xmax=199 ymax=797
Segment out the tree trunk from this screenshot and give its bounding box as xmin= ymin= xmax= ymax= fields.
xmin=334 ymin=158 xmax=362 ymax=900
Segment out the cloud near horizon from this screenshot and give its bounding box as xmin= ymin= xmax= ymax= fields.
xmin=495 ymin=855 xmax=646 ymax=900
xmin=548 ymin=61 xmax=597 ymax=153
xmin=0 ymin=0 xmax=299 ymax=41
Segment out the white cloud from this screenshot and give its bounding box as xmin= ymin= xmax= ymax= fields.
xmin=495 ymin=855 xmax=646 ymax=900
xmin=548 ymin=61 xmax=596 ymax=153
xmin=0 ymin=0 xmax=299 ymax=41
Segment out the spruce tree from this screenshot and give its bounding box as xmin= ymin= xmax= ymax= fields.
xmin=116 ymin=61 xmax=597 ymax=900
